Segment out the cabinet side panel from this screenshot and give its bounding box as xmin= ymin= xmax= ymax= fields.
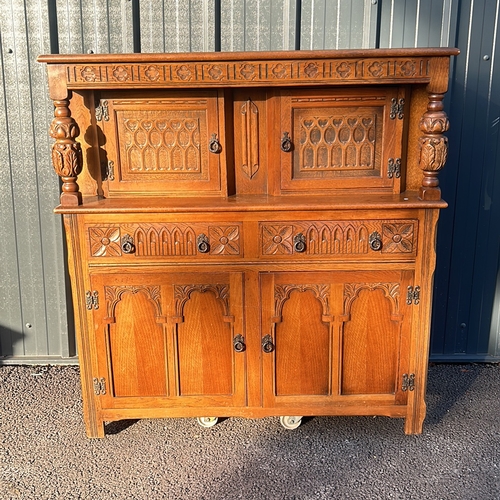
xmin=341 ymin=288 xmax=399 ymax=395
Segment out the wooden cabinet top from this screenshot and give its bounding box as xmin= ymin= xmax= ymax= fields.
xmin=39 ymin=48 xmax=459 ymax=96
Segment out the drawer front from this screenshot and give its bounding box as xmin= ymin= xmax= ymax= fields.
xmin=259 ymin=219 xmax=418 ymax=260
xmin=87 ymin=222 xmax=242 ymax=260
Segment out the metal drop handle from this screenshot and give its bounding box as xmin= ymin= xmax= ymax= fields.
xmin=121 ymin=235 xmax=135 ymax=254
xmin=197 ymin=233 xmax=210 ymax=253
xmin=369 ymin=231 xmax=382 ymax=251
xmin=233 ymin=335 xmax=246 ymax=353
xmin=280 ymin=132 xmax=292 ymax=152
xmin=208 ymin=133 xmax=221 ymax=153
xmin=293 ymin=233 xmax=306 ymax=253
xmin=262 ymin=334 xmax=274 ymax=353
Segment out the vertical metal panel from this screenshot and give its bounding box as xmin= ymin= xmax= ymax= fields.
xmin=0 ymin=0 xmax=72 ymax=362
xmin=379 ymin=0 xmax=455 ymax=48
xmin=220 ymin=0 xmax=297 ymax=51
xmin=431 ymin=0 xmax=500 ymax=361
xmin=140 ymin=0 xmax=215 ymax=53
xmin=300 ymin=0 xmax=377 ymax=49
xmin=56 ymin=0 xmax=135 ymax=54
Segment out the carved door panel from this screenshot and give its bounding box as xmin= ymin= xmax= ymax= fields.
xmin=89 ymin=271 xmax=245 ymax=410
xmin=99 ymin=90 xmax=223 ymax=196
xmin=260 ymin=270 xmax=413 ymax=409
xmin=277 ymin=87 xmax=406 ymax=194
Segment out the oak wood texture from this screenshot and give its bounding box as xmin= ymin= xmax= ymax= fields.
xmin=40 ymin=48 xmax=457 ymax=437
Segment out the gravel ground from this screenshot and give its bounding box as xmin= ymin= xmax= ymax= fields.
xmin=0 ymin=363 xmax=499 ymax=500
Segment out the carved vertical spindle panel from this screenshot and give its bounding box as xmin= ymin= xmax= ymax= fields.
xmin=49 ymin=98 xmax=83 ymax=206
xmin=240 ymin=99 xmax=260 ymax=179
xmin=418 ymin=93 xmax=450 ymax=200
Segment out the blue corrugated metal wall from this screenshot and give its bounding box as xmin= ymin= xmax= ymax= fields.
xmin=0 ymin=0 xmax=498 ymax=363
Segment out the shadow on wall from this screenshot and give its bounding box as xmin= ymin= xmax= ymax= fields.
xmin=0 ymin=325 xmax=26 ymax=364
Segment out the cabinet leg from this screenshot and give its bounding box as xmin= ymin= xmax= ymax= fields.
xmin=404 ymin=401 xmax=426 ymax=435
xmin=83 ymin=416 xmax=106 ymax=438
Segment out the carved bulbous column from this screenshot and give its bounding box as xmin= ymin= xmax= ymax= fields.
xmin=49 ymin=98 xmax=83 ymax=206
xmin=418 ymin=93 xmax=450 ymax=201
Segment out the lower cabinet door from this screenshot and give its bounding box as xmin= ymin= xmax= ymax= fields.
xmin=260 ymin=270 xmax=414 ymax=410
xmin=89 ymin=270 xmax=246 ymax=410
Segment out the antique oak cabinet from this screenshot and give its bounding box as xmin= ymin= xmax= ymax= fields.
xmin=39 ymin=48 xmax=458 ymax=437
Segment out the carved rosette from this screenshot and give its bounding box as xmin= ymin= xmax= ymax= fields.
xmin=418 ymin=93 xmax=450 ymax=200
xmin=49 ymin=99 xmax=82 ymax=206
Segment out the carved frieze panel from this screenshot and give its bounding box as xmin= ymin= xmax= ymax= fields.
xmin=88 ymin=223 xmax=241 ymax=257
xmin=66 ymin=58 xmax=431 ymax=87
xmin=261 ymin=221 xmax=417 ymax=256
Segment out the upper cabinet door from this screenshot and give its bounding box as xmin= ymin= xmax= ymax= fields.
xmin=99 ymin=90 xmax=226 ymax=197
xmin=276 ymin=87 xmax=406 ymax=195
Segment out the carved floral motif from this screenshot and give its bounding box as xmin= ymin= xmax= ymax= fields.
xmin=176 ymin=65 xmax=192 ymax=81
xmin=336 ymin=62 xmax=352 ymax=78
xmin=112 ymin=66 xmax=130 ymax=82
xmin=145 ymin=65 xmax=160 ymax=81
xmin=240 ymin=63 xmax=256 ymax=80
xmin=262 ymin=225 xmax=294 ymax=254
xmin=382 ymin=223 xmax=414 ymax=253
xmin=304 ymin=62 xmax=319 ymax=78
xmin=81 ymin=66 xmax=97 ymax=82
xmin=208 ymin=65 xmax=223 ymax=80
xmin=90 ymin=227 xmax=121 ymax=257
xmin=209 ymin=226 xmax=240 ymax=255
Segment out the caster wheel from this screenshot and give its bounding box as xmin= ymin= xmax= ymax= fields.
xmin=197 ymin=417 xmax=218 ymax=428
xmin=280 ymin=416 xmax=302 ymax=430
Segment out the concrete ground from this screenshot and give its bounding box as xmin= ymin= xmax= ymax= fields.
xmin=0 ymin=363 xmax=499 ymax=500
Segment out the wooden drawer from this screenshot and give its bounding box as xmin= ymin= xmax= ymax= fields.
xmin=259 ymin=219 xmax=418 ymax=260
xmin=86 ymin=221 xmax=243 ymax=260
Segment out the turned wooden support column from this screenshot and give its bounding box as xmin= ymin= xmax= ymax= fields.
xmin=418 ymin=93 xmax=450 ymax=201
xmin=49 ymin=98 xmax=83 ymax=206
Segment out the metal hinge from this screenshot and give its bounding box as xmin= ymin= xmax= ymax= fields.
xmin=93 ymin=377 xmax=107 ymax=395
xmin=388 ymin=158 xmax=401 ymax=178
xmin=402 ymin=373 xmax=415 ymax=392
xmin=95 ymin=99 xmax=109 ymax=121
xmin=390 ymin=98 xmax=405 ymax=120
xmin=107 ymin=160 xmax=115 ymax=181
xmin=406 ymin=286 xmax=420 ymax=305
xmin=85 ymin=290 xmax=99 ymax=310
